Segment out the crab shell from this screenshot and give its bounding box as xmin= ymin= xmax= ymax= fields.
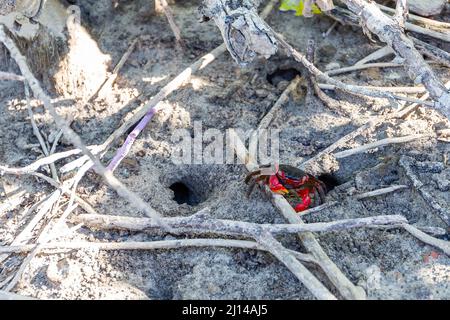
xmin=268 ymin=173 xmax=312 ymax=212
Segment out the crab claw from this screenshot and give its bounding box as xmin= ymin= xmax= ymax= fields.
xmin=269 ymin=175 xmax=289 ymax=195
xmin=294 ymin=189 xmax=312 ymax=212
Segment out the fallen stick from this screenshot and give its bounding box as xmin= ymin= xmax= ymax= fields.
xmin=89 ymin=37 xmax=140 ymax=102
xmin=396 ymin=80 xmax=450 ymax=119
xmin=402 ymin=224 xmax=450 ymax=256
xmin=399 ymin=156 xmax=450 ymax=226
xmin=2 ymin=189 xmax=63 ymax=291
xmin=0 ymin=193 xmax=53 ymax=264
xmin=273 ymin=34 xmax=439 ymax=108
xmin=256 ymin=231 xmax=336 ymax=300
xmin=0 ymin=145 xmax=102 ymax=176
xmin=157 ymin=0 xmax=183 ymax=44
xmin=0 ymin=238 xmax=325 ymax=271
xmin=0 ymin=166 xmax=101 ymax=217
xmin=73 ymin=212 xmax=407 ymax=236
xmin=326 ymin=1 xmax=450 ymax=113
xmin=297 ymin=116 xmax=388 ymax=170
xmin=24 ymin=82 xmax=59 ymax=182
xmin=318 ymin=83 xmax=430 ymax=96
xmin=298 ymin=201 xmax=338 ymax=217
xmin=410 ymin=36 xmax=450 ymax=69
xmin=305 ymin=39 xmax=346 ymax=115
xmin=393 ymin=0 xmax=407 ymax=30
xmin=334 ymin=134 xmax=429 ymax=159
xmin=323 ymin=20 xmax=338 ymax=38
xmin=0 ymin=71 xmax=24 ymax=81
xmin=377 ymin=3 xmax=450 ymax=30
xmin=325 ymin=62 xmax=401 ymax=76
xmin=249 ymin=75 xmax=301 ymax=158
xmin=354 ymin=185 xmax=408 ymax=200
xmin=3 ymin=161 xmax=95 ymax=292
xmin=329 ymin=4 xmax=450 ymax=42
xmin=354 ymin=46 xmax=394 ymax=66
xmin=298 ymin=80 xmax=447 ymax=171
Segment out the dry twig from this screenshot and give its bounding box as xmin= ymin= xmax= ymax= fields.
xmin=157 ymin=0 xmax=184 ymax=44
xmin=0 ymin=71 xmax=24 ymax=81
xmin=89 ymin=37 xmax=140 ymax=101
xmin=334 ymin=134 xmax=429 ymax=159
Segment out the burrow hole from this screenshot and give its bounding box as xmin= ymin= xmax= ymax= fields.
xmin=317 ymin=173 xmax=340 ymax=193
xmin=267 ymin=68 xmax=301 ymax=87
xmin=169 ymin=182 xmax=201 ymax=206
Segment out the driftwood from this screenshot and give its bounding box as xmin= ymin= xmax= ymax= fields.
xmin=200 ymin=0 xmax=277 ymax=65
xmin=73 ymin=211 xmax=408 ymax=236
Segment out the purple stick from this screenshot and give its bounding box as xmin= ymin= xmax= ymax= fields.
xmin=107 ymin=107 xmax=158 ymax=172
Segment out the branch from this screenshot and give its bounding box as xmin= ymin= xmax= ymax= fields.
xmin=0 ymin=71 xmax=24 ymax=81
xmin=72 ymin=211 xmax=408 ymax=237
xmin=402 ymin=224 xmax=450 ymax=256
xmin=157 ymin=0 xmax=184 ymax=44
xmin=256 ymin=231 xmax=336 ymax=299
xmin=393 ymin=0 xmax=408 ymax=29
xmin=333 ymin=134 xmax=429 ymax=159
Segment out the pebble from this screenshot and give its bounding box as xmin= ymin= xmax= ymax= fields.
xmin=255 ymin=89 xmax=269 ymax=98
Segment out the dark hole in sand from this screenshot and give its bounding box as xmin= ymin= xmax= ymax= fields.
xmin=267 ymin=68 xmax=301 ymax=86
xmin=169 ymin=182 xmax=200 ymax=206
xmin=317 ymin=173 xmax=340 ymax=193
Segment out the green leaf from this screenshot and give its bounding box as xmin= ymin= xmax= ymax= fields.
xmin=279 ymin=0 xmax=322 ymax=16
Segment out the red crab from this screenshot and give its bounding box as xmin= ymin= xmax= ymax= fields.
xmin=245 ymin=164 xmax=327 ymax=212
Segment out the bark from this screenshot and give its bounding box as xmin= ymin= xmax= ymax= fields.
xmin=200 ymin=0 xmax=277 ymax=65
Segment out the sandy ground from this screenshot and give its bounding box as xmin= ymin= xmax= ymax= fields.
xmin=0 ymin=0 xmax=449 ymax=299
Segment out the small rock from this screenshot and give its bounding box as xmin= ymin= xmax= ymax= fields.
xmin=255 ymin=89 xmax=269 ymax=98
